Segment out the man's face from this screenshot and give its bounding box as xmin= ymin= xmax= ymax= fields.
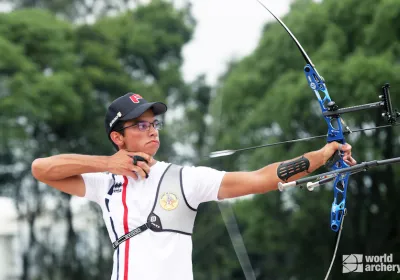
xmin=117 ymin=109 xmax=161 ymax=156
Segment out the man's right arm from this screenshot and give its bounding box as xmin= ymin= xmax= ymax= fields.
xmin=31 ymin=151 xmax=152 ymax=197
xmin=31 ymin=154 xmax=110 ymax=197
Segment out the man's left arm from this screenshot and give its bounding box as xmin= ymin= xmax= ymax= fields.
xmin=217 ymin=142 xmax=356 ymax=200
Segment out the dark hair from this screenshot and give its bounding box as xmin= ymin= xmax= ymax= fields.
xmin=109 ymin=121 xmax=126 ymax=151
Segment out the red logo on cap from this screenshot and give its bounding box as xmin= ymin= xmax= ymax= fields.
xmin=129 ymin=94 xmax=143 ymax=103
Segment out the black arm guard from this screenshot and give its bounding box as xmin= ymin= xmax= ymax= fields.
xmin=277 ymin=156 xmax=310 ymax=182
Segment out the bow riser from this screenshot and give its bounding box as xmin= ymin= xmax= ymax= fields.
xmin=302 ymin=53 xmax=350 ymax=232
xmin=331 ymin=166 xmax=350 ymax=231
xmin=304 ymin=65 xmax=347 ymax=144
xmin=305 ymin=63 xmax=350 ymax=231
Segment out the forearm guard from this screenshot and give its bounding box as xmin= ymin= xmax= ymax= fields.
xmin=277 ymin=156 xmax=310 ymax=182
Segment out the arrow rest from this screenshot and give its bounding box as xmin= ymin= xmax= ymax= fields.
xmin=327 ymin=101 xmax=338 ymax=111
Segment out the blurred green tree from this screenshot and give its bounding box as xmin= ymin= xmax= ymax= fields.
xmin=1 ymin=0 xmax=400 ymax=279
xmin=0 ymin=0 xmax=194 ymax=24
xmin=0 ymin=1 xmax=195 ymax=279
xmin=192 ymin=0 xmax=400 ymax=279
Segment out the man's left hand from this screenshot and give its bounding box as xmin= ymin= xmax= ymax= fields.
xmin=322 ymin=142 xmax=357 ymax=166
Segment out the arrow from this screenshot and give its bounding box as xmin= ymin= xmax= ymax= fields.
xmin=209 ymin=124 xmax=399 ymax=158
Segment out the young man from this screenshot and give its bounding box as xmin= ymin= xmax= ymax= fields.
xmin=31 ymin=93 xmax=356 ymax=280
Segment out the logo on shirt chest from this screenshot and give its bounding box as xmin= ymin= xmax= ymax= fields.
xmin=159 ymin=192 xmax=179 ymax=211
xmin=113 ymin=182 xmax=122 ymax=193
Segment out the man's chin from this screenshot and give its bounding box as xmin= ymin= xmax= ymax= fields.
xmin=143 ymin=147 xmax=159 ymax=157
xmin=149 ymin=149 xmax=158 ymax=157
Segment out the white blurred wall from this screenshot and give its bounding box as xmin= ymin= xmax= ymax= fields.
xmin=0 ymin=197 xmax=21 ymax=280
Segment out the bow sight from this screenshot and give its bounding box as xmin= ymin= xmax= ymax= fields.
xmin=209 ymin=83 xmax=400 ymax=159
xmin=278 ymin=82 xmax=400 ymax=192
xmin=323 ymin=83 xmax=399 ymax=125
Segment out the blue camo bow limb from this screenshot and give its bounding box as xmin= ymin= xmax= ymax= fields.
xmin=257 ymin=1 xmax=349 ymax=232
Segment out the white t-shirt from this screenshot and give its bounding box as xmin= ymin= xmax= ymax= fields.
xmin=82 ymin=161 xmax=225 ymax=280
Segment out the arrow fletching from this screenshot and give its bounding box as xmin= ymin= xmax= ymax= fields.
xmin=209 ymin=150 xmax=236 ymax=158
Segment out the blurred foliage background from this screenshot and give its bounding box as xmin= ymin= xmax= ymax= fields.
xmin=0 ymin=0 xmax=400 ymax=279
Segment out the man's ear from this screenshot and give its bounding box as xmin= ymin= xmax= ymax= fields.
xmin=110 ymin=131 xmax=124 ymax=147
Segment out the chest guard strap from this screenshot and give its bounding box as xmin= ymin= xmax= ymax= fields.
xmin=112 ymin=164 xmax=197 ymax=249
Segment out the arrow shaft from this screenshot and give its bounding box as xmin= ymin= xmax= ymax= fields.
xmin=210 ymin=123 xmax=399 ymax=158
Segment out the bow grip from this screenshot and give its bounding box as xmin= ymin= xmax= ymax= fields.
xmin=325 ymin=150 xmax=342 ymax=169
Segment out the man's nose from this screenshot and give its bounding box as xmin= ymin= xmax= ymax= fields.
xmin=148 ymin=124 xmax=158 ymax=136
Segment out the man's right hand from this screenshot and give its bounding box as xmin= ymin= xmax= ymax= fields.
xmin=107 ymin=150 xmax=153 ymax=180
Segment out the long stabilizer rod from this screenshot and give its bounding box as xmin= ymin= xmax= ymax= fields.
xmin=278 ymin=156 xmax=400 ymax=191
